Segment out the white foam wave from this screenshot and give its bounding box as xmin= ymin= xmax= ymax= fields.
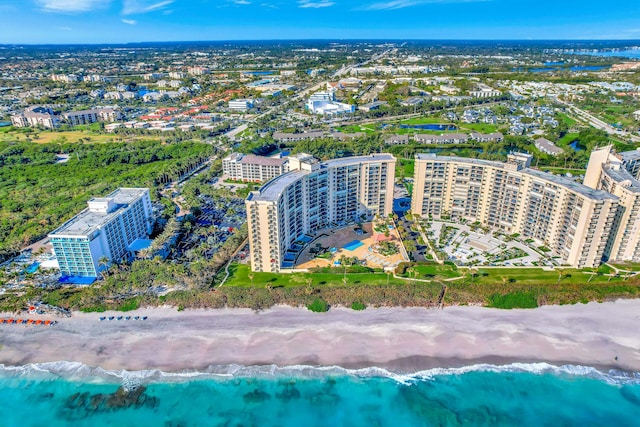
xmin=0 ymin=361 xmax=638 ymax=386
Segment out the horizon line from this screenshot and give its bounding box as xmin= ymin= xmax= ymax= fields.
xmin=1 ymin=38 xmax=640 ymax=47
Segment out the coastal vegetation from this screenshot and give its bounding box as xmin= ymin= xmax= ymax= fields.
xmin=2 ymin=260 xmax=639 ymax=314
xmin=0 ymin=140 xmax=214 ymax=260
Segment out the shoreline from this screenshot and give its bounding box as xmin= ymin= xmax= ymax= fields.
xmin=1 ymin=300 xmax=639 ymax=374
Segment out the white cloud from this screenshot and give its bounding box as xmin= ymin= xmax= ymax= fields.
xmin=36 ymin=0 xmax=110 ymax=13
xmin=364 ymin=0 xmax=490 ymax=10
xmin=55 ymin=26 xmax=73 ymax=31
xmin=122 ymin=0 xmax=174 ymax=15
xmin=121 ymin=18 xmax=137 ymax=24
xmin=298 ymin=0 xmax=335 ymax=8
xmin=233 ymin=0 xmax=252 ymax=4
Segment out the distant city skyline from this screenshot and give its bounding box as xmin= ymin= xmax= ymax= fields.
xmin=0 ymin=0 xmax=639 ymax=44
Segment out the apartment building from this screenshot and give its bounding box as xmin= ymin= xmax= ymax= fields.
xmin=411 ymin=154 xmax=619 ymax=268
xmin=11 ymin=106 xmax=60 ymax=129
xmin=49 ymin=188 xmax=153 ymax=281
xmin=584 ymin=146 xmax=640 ymax=263
xmin=228 ymin=99 xmax=254 ymax=111
xmin=62 ymin=108 xmax=123 ymax=126
xmin=223 ymin=153 xmax=289 ymax=182
xmin=246 ymin=154 xmax=396 ymax=272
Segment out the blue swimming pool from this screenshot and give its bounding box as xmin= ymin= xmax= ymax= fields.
xmin=343 ymin=240 xmax=364 ymax=251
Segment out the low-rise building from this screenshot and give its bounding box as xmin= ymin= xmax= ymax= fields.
xmin=384 ymin=134 xmax=409 ymax=145
xmin=223 ymin=153 xmax=289 ymax=182
xmin=470 ymin=132 xmax=504 ymax=143
xmin=535 ymin=138 xmax=563 ymax=156
xmin=11 ymin=106 xmax=60 ymax=129
xmin=229 ymin=99 xmax=254 ymax=112
xmin=62 ymin=108 xmax=123 ymax=126
xmin=273 ymin=131 xmax=324 ymax=143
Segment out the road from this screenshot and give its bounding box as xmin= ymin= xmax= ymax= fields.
xmin=556 ymin=98 xmax=640 ymax=143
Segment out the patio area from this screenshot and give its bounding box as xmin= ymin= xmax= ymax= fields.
xmin=297 ymin=222 xmax=408 ymax=271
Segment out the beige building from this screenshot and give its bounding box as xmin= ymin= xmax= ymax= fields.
xmin=412 ymin=153 xmax=619 ymax=268
xmin=62 ymin=108 xmax=123 ymax=126
xmin=584 ymin=146 xmax=640 ymax=263
xmin=222 ymin=153 xmax=288 ymax=183
xmin=246 ymin=153 xmax=396 ymax=272
xmin=11 ymin=106 xmax=60 ymax=129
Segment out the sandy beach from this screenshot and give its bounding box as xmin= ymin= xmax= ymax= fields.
xmin=1 ymin=300 xmax=639 ymax=372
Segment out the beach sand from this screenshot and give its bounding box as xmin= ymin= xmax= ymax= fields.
xmin=1 ymin=300 xmax=639 ymax=372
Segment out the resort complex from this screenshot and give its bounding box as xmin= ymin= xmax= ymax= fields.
xmin=49 ymin=188 xmax=153 ymax=282
xmin=412 ymin=149 xmax=640 ymax=268
xmin=246 ymin=153 xmax=396 ymax=272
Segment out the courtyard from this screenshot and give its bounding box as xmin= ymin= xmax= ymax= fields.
xmin=296 ymin=221 xmax=408 ymax=271
xmin=425 ymin=221 xmax=552 ymax=267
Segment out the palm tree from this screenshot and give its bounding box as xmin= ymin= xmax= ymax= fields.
xmin=469 ymin=267 xmax=478 ymax=284
xmin=98 ymin=256 xmax=110 ymax=280
xmin=386 ymin=270 xmax=391 ymax=285
xmin=557 ymin=268 xmax=565 ymax=284
xmin=248 ymin=273 xmax=254 ymax=287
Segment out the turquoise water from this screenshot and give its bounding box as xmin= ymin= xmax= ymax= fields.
xmin=0 ymin=363 xmax=639 ymax=426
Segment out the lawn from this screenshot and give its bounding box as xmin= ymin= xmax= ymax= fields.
xmin=557 ymin=113 xmax=578 ymax=127
xmin=457 ymin=123 xmax=500 ymax=134
xmin=557 ymin=132 xmax=580 ymax=147
xmin=609 ymin=262 xmax=640 ymax=272
xmin=396 ymin=158 xmax=415 ymax=179
xmin=400 ymin=263 xmax=462 ymax=280
xmin=336 ymin=124 xmax=377 ymax=134
xmin=224 ymin=263 xmax=402 ymax=288
xmin=400 ymin=117 xmax=450 ymax=125
xmin=468 ymin=267 xmax=624 ymax=285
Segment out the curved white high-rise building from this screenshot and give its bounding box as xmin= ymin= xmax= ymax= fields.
xmin=246 ymin=153 xmax=396 ymax=272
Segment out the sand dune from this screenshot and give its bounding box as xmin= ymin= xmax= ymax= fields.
xmin=1 ymin=300 xmax=639 ymax=372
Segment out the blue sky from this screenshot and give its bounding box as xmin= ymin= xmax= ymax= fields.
xmin=0 ymin=0 xmax=639 ymax=44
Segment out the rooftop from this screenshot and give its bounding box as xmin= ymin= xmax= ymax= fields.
xmin=603 ymin=166 xmax=640 ymax=192
xmin=248 ymin=154 xmax=396 ymax=203
xmin=618 ymin=149 xmax=640 ymax=162
xmin=241 ymin=154 xmax=287 ymax=167
xmin=247 ymin=170 xmax=309 ymax=203
xmin=49 ymin=188 xmax=149 ymax=238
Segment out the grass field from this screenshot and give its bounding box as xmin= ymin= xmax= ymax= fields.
xmin=336 ymin=124 xmax=377 ymax=134
xmin=467 ymin=267 xmax=624 ymax=285
xmin=0 ymin=129 xmax=139 ymax=144
xmin=457 ymin=123 xmax=501 ymax=134
xmin=557 ymin=132 xmax=580 ymax=147
xmin=558 ymin=113 xmax=578 ymax=127
xmin=609 ymin=263 xmax=640 ymax=272
xmin=400 ymin=117 xmax=450 ymax=125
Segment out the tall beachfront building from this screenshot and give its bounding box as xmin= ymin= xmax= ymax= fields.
xmin=246 ymin=154 xmax=396 ymax=272
xmin=584 ymin=146 xmax=640 ymax=263
xmin=49 ymin=188 xmax=153 ymax=281
xmin=411 ymin=154 xmax=619 ymax=268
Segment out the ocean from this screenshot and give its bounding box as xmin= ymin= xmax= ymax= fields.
xmin=1 ymin=362 xmax=639 ymax=426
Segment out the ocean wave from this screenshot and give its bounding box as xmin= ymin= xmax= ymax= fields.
xmin=1 ymin=361 xmax=639 ymax=386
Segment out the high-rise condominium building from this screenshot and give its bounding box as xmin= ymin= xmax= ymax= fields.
xmin=411 ymin=154 xmax=619 ymax=268
xmin=584 ymin=146 xmax=640 ymax=262
xmin=49 ymin=188 xmax=153 ymax=280
xmin=246 ymin=154 xmax=396 ymax=272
